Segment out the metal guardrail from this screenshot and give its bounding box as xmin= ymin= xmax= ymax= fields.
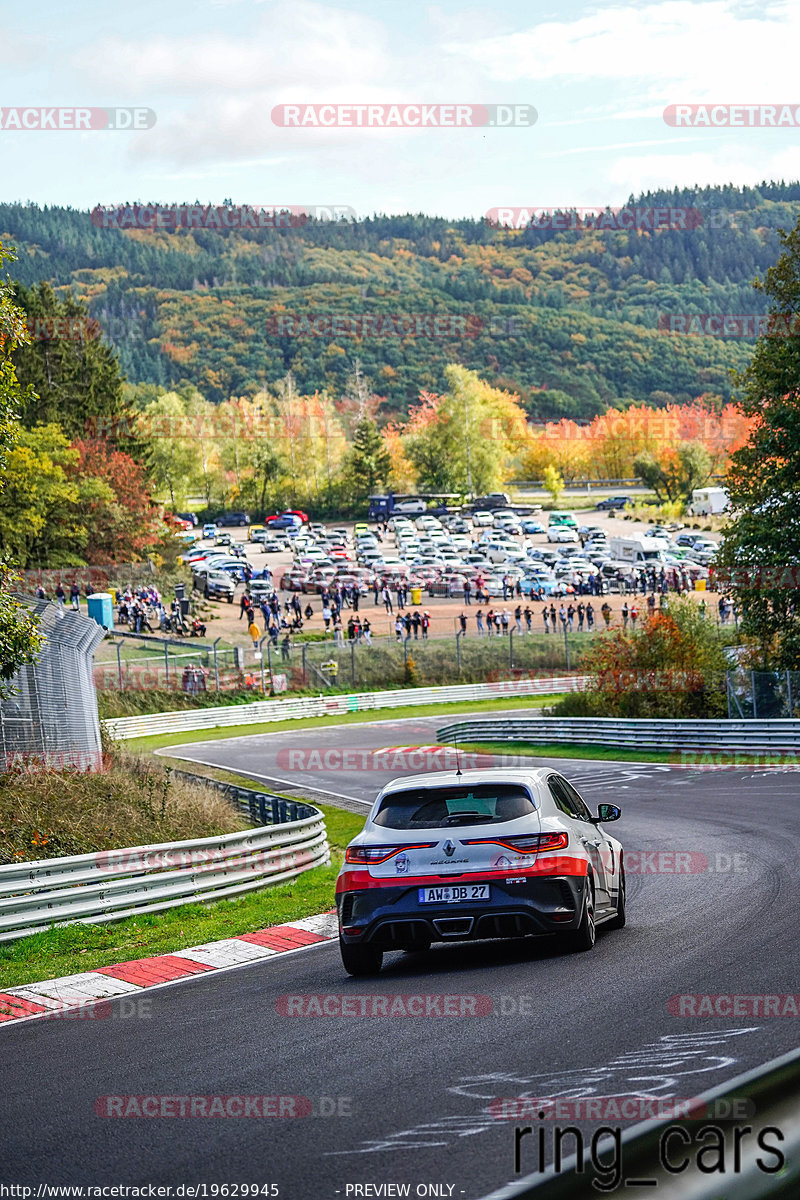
xmin=481 ymin=1043 xmax=800 ymax=1198
xmin=105 ymin=678 xmax=589 ymax=741
xmin=437 ymin=716 xmax=800 ymax=752
xmin=0 ymin=775 xmax=329 ymax=942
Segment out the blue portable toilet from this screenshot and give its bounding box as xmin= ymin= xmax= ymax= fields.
xmin=87 ymin=592 xmax=113 ymax=630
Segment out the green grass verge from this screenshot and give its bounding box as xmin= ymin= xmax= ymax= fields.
xmin=457 ymin=741 xmax=675 ymax=763
xmin=458 ymin=741 xmax=797 ymax=765
xmin=0 ymin=859 xmax=347 ymax=990
xmin=0 ymin=774 xmax=367 ymax=990
xmin=124 ymin=693 xmax=559 ymax=752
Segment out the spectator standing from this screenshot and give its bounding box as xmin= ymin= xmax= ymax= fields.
xmin=586 ymin=602 xmax=595 ymax=630
xmin=476 ymin=609 xmax=485 ymax=635
xmin=514 ymin=605 xmax=522 ymax=634
xmin=630 ymin=603 xmax=639 ymax=629
xmin=412 ymin=610 xmax=422 ymax=639
xmin=463 ymin=579 xmax=472 ymax=606
xmin=55 ymin=584 xmax=66 ymax=611
xmin=70 ymin=583 xmax=80 ymax=611
xmin=422 ymin=611 xmax=430 ymax=639
xmin=458 ymin=612 xmax=468 ymax=635
xmin=577 ymin=602 xmax=585 ymax=631
xmin=601 ymin=601 xmax=612 ymax=628
xmin=543 ymin=607 xmax=550 ymax=634
xmin=524 ymin=606 xmax=532 ymax=632
xmin=621 ymin=601 xmax=629 ymax=631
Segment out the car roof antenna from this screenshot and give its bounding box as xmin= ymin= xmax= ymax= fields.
xmin=453 ymin=734 xmax=462 ymax=777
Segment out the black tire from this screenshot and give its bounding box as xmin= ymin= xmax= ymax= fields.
xmin=227 ymin=595 xmax=233 ymax=604
xmin=565 ymin=884 xmax=596 ymax=953
xmin=607 ymin=869 xmax=626 ymax=930
xmin=340 ymin=936 xmax=383 ymax=977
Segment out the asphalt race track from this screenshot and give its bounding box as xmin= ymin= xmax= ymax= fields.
xmin=3 ymin=710 xmax=800 ymax=1198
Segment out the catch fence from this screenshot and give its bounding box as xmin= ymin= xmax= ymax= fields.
xmin=0 ymin=599 xmax=105 ymax=772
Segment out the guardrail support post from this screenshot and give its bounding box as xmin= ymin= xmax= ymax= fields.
xmin=302 ymin=643 xmax=308 ymax=685
xmin=456 ymin=631 xmax=462 ymax=673
xmin=112 ymin=638 xmax=124 ymax=689
xmin=563 ymin=622 xmax=571 ymax=670
xmin=350 ymin=640 xmax=356 ymax=687
xmin=266 ymin=640 xmax=273 ymax=691
xmin=164 ymin=642 xmax=170 ymax=688
xmin=259 ymin=634 xmax=269 ymax=693
xmin=212 ymin=637 xmax=221 ymax=691
xmin=509 ymin=629 xmax=514 ymax=670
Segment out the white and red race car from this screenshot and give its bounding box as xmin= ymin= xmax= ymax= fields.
xmin=336 ymin=768 xmax=624 ymax=975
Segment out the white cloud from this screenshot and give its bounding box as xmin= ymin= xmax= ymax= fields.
xmin=444 ymin=0 xmax=799 ymax=102
xmin=71 ymin=1 xmax=390 ymax=93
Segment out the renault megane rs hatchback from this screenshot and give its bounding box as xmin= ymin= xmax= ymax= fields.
xmin=336 ymin=768 xmax=624 ymax=975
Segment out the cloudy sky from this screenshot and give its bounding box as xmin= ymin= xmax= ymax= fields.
xmin=3 ymin=0 xmax=799 ymax=218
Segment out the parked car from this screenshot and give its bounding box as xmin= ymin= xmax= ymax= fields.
xmin=267 ymin=514 xmax=302 ymax=530
xmin=521 ymin=519 xmax=546 ymax=535
xmin=217 ymin=511 xmax=251 ymax=527
xmin=203 ymin=571 xmax=236 ymax=602
xmin=547 ymin=527 xmax=579 ymax=543
xmin=202 ymin=523 xmax=217 ymax=539
xmin=595 ymin=495 xmax=634 ymax=511
xmin=280 ymin=571 xmax=307 ymax=591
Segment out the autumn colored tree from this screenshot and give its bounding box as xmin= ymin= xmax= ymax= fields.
xmin=555 ymin=599 xmax=728 ymax=718
xmin=718 ymin=216 xmax=800 ymax=667
xmin=403 ymin=366 xmax=527 ymax=495
xmin=0 ymin=240 xmax=44 ymax=687
xmin=70 ymin=440 xmax=161 ymax=561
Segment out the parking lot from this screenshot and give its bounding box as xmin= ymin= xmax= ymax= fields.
xmin=181 ymin=505 xmax=727 ymax=645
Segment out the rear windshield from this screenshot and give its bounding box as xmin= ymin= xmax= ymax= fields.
xmin=373 ymin=783 xmax=537 ymax=829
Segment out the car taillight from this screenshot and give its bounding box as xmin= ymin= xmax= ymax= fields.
xmin=461 ymin=833 xmax=569 ymax=854
xmin=345 ymin=843 xmax=436 ymax=865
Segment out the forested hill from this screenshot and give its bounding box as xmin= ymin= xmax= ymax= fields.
xmin=3 ymin=182 xmax=800 ymax=421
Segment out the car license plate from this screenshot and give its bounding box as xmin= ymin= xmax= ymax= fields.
xmin=418 ymin=884 xmax=489 ymax=904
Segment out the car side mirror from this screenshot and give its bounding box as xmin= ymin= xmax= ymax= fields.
xmin=595 ymin=803 xmax=621 ymax=822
